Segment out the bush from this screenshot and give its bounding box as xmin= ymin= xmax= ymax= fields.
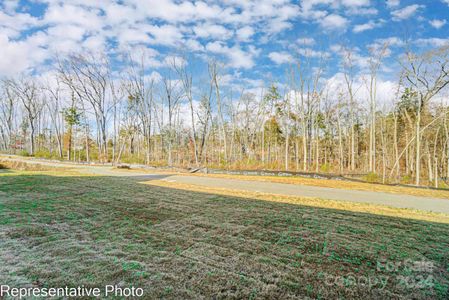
xmin=364 ymin=172 xmax=380 ymax=183
xmin=401 ymin=175 xmax=412 ymax=184
xmin=320 ymin=163 xmax=331 ymax=173
xmin=19 ymin=150 xmax=30 ymax=157
xmin=120 ymin=154 xmax=145 ymax=165
xmin=34 ymin=149 xmax=53 ymax=159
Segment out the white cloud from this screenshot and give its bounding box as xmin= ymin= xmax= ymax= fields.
xmin=184 ymin=39 xmax=204 ymax=51
xmin=429 ymin=19 xmax=446 ymax=29
xmin=300 ymin=0 xmax=372 ymax=19
xmin=0 ymin=0 xmax=446 ymax=81
xmin=353 ymin=23 xmax=373 ymax=33
xmin=326 ymin=72 xmax=398 ymax=106
xmin=120 ymin=46 xmax=162 ymax=68
xmin=144 ymin=24 xmax=184 ymax=46
xmin=206 ymin=41 xmax=257 ymax=69
xmin=0 ymin=10 xmax=39 ymax=38
xmin=104 ymin=3 xmax=142 ymax=25
xmin=330 ymin=44 xmax=343 ymax=53
xmin=391 ymin=4 xmax=424 ymax=21
xmin=268 ymin=51 xmax=294 ymax=64
xmin=340 ymin=0 xmax=370 ymax=7
xmin=386 ymin=0 xmax=400 ymax=8
xmin=347 ymin=7 xmax=378 ymax=16
xmin=44 ymin=3 xmax=103 ymax=31
xmin=0 ymin=33 xmax=48 ymax=76
xmin=319 ymin=14 xmax=349 ymax=30
xmin=83 ymin=35 xmax=107 ymax=53
xmin=415 ymin=38 xmax=449 ymax=48
xmin=373 ymin=37 xmax=405 ymax=47
xmin=125 ymin=0 xmax=223 ymax=24
xmin=265 ymin=17 xmax=294 ymax=35
xmin=353 ymin=20 xmax=384 ymax=33
xmin=47 ymin=24 xmax=86 ymax=41
xmin=194 ymin=23 xmax=232 ymax=40
xmin=1 ymin=0 xmax=19 ymax=13
xmin=297 ymin=48 xmax=330 ymax=58
xmin=0 ymin=0 xmax=302 ymax=75
xmin=236 ymin=26 xmax=254 ymax=41
xmin=116 ymin=27 xmax=150 ymax=45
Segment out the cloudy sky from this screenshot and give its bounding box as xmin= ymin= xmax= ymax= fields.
xmin=1 ymin=0 xmax=449 ymax=90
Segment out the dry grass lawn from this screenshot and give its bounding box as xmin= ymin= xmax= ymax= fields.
xmin=1 ymin=169 xmax=448 ymax=299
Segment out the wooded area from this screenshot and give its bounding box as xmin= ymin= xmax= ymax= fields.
xmin=1 ymin=45 xmax=449 ymax=187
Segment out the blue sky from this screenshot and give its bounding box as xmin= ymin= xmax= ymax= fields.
xmin=1 ymin=0 xmax=449 ymax=91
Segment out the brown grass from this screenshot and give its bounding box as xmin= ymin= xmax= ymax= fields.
xmin=0 ymin=159 xmax=60 ymax=172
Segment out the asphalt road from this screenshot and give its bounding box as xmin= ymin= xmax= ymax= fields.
xmin=161 ymin=175 xmax=449 ymax=214
xmin=2 ymin=155 xmax=449 ymax=214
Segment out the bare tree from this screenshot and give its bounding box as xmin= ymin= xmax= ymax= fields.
xmin=0 ymin=82 xmax=16 ymax=152
xmin=209 ymin=61 xmax=228 ymax=165
xmin=162 ymin=73 xmax=182 ymax=166
xmin=366 ymin=42 xmax=388 ymax=173
xmin=172 ymin=56 xmax=200 ymax=166
xmin=403 ymin=46 xmax=449 ymax=185
xmin=8 ymin=78 xmax=43 ymax=155
xmin=43 ymin=76 xmax=64 ymax=158
xmin=58 ymin=53 xmax=112 ymax=162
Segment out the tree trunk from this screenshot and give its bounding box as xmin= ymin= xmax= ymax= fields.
xmin=415 ymin=107 xmax=421 ymax=185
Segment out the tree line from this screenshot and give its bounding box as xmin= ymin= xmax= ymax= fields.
xmin=1 ymin=45 xmax=449 ymax=187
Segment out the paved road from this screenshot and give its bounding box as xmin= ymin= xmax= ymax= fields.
xmin=160 ymin=175 xmax=449 ymax=214
xmin=2 ymin=155 xmax=449 ymax=214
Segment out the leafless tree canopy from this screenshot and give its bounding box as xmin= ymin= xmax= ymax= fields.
xmin=1 ymin=47 xmax=449 ymax=187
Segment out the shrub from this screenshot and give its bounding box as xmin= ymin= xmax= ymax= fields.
xmin=401 ymin=175 xmax=412 ymax=184
xmin=320 ymin=163 xmax=331 ymax=173
xmin=34 ymin=149 xmax=54 ymax=159
xmin=19 ymin=150 xmax=30 ymax=157
xmin=364 ymin=172 xmax=380 ymax=183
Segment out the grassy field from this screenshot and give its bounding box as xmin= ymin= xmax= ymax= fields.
xmin=1 ymin=169 xmax=449 ymax=299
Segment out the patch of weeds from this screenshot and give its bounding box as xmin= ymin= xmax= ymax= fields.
xmin=249 ymin=288 xmax=258 ymax=300
xmin=433 ymin=282 xmax=449 ymax=298
xmin=121 ymin=261 xmax=144 ymax=271
xmin=173 ymin=246 xmax=182 ymax=255
xmin=163 ymin=286 xmax=173 ymax=296
xmin=239 ymin=273 xmax=249 ymax=283
xmin=306 ymin=284 xmax=314 ymax=296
